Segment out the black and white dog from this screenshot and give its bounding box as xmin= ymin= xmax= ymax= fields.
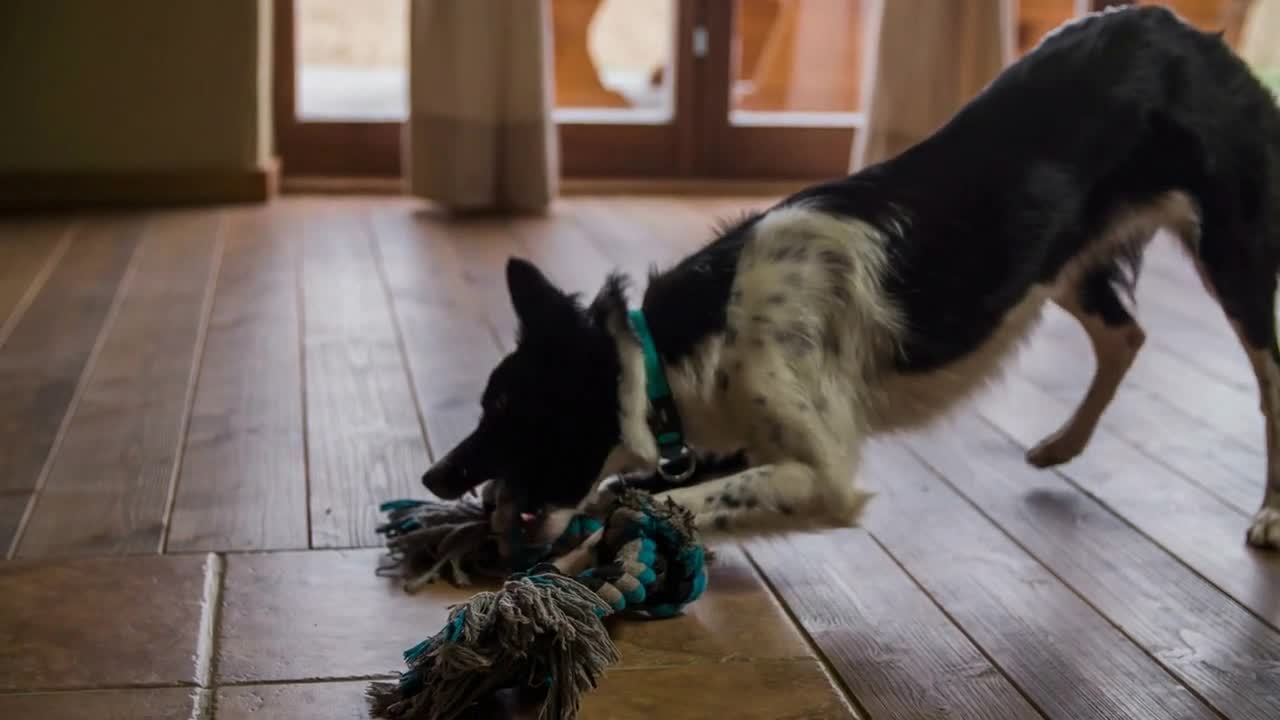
xmin=422 ymin=6 xmax=1280 ymax=550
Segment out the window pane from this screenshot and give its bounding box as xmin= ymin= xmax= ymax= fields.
xmin=730 ymin=0 xmax=866 ymax=126
xmin=296 ymin=0 xmax=407 ymax=121
xmin=552 ymin=0 xmax=675 ymax=123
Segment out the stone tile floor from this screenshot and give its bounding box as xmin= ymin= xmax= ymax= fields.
xmin=0 ymin=545 xmax=854 ymax=719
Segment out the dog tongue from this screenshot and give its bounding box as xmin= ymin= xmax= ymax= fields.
xmin=520 ymin=512 xmax=539 ymax=523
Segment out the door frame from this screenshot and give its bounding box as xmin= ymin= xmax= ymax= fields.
xmin=275 ymin=0 xmax=710 ymax=179
xmin=273 ymin=0 xmax=882 ymax=181
xmin=696 ymin=0 xmax=859 ymax=179
xmin=273 ymin=0 xmax=400 ymax=176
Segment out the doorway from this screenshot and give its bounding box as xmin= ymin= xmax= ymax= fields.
xmin=273 ymin=0 xmax=1240 ymax=181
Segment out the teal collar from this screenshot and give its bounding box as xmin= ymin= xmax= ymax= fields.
xmin=627 ymin=309 xmax=696 ymax=481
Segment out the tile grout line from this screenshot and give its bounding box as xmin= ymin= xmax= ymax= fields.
xmin=0 ymin=683 xmax=201 ymax=696
xmin=160 ymin=212 xmax=227 ymax=554
xmin=737 ymin=542 xmax=872 ymax=720
xmin=190 ymin=688 xmax=212 ymax=720
xmin=6 ymin=218 xmax=150 ymax=560
xmin=0 ymin=220 xmax=77 ymax=351
xmin=192 ymin=551 xmax=227 ymax=720
xmin=217 ymin=674 xmax=396 ymax=688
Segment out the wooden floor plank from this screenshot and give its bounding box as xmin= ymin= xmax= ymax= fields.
xmin=1090 ymin=307 xmax=1264 ymax=444
xmin=16 ymin=210 xmax=222 ymax=557
xmin=860 ymin=440 xmax=1219 ymax=720
xmin=435 ymin=212 xmax=528 ymax=349
xmin=746 ymin=529 xmax=1044 ymax=720
xmin=0 ymin=218 xmax=74 ymax=549
xmin=370 ymin=202 xmax=503 ymax=457
xmin=903 ymin=413 xmax=1280 ymax=719
xmin=0 ymin=218 xmax=71 ymax=340
xmin=510 ymin=206 xmax=617 ymax=298
xmin=299 ymin=200 xmax=429 ymax=547
xmin=0 ymin=216 xmax=144 ymax=555
xmin=0 ymin=495 xmax=27 ymax=557
xmin=570 ymin=198 xmax=677 ymax=278
xmin=438 ymin=209 xmax=615 ymax=356
xmin=606 ymin=197 xmax=718 ymax=263
xmin=166 ymin=205 xmax=308 ymax=552
xmin=1128 ymin=247 xmax=1257 ymax=390
xmin=1141 ymin=239 xmax=1241 ymax=333
xmin=978 ymin=373 xmax=1280 ymax=628
xmin=1017 ymin=306 xmax=1262 ymax=514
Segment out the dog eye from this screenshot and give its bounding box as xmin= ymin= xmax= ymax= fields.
xmin=487 ymin=395 xmax=509 ymax=414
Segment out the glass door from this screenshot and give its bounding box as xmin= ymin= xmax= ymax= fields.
xmin=556 ymin=0 xmax=698 ymax=176
xmin=275 ymin=0 xmax=697 ymax=178
xmin=275 ymin=0 xmax=1240 ymax=181
xmin=695 ymin=0 xmax=866 ymax=178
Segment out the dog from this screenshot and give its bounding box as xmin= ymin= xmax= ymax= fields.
xmin=421 ymin=6 xmax=1280 ymax=550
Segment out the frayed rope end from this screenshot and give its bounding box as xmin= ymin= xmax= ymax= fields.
xmin=368 ymin=572 xmax=619 ymax=720
xmin=376 ymin=497 xmax=506 ymax=590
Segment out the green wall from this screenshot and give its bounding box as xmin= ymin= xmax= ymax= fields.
xmin=0 ymin=0 xmax=271 ymax=173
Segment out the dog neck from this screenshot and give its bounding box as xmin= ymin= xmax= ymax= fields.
xmin=604 ymin=307 xmax=660 ymax=467
xmin=604 ymin=299 xmax=736 ymax=472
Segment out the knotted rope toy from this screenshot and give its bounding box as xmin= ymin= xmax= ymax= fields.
xmin=367 ymin=489 xmax=708 ymax=720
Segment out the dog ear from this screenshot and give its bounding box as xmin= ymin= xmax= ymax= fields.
xmin=587 ymin=272 xmax=629 ymax=329
xmin=506 ymin=257 xmax=572 ymax=334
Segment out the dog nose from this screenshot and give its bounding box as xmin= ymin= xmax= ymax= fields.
xmin=421 ymin=461 xmax=472 ymax=500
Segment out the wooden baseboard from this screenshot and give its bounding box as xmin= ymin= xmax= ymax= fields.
xmin=281 ymin=175 xmax=405 ymax=195
xmin=278 ymin=174 xmax=805 ymax=198
xmin=560 ymin=177 xmax=810 ymax=197
xmin=0 ymin=159 xmax=279 ymax=211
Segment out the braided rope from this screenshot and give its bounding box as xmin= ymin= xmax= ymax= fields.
xmin=367 ymin=490 xmax=708 ymax=720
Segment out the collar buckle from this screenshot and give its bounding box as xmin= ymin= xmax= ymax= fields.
xmin=657 ymin=443 xmax=697 ymax=482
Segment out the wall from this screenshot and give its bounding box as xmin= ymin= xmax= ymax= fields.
xmin=0 ymin=0 xmax=271 ymax=176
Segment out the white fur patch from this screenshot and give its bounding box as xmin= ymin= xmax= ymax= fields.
xmin=606 ymin=309 xmax=658 ymax=466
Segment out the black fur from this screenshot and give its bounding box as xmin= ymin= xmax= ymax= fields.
xmin=785 ymin=7 xmax=1280 ymax=370
xmin=420 ymin=260 xmax=622 ymax=511
xmin=640 ymin=213 xmax=761 ymax=364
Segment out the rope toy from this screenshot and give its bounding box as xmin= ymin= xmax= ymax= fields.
xmin=367 ymin=489 xmax=708 ymax=720
xmin=375 ymin=496 xmax=504 ymax=591
xmin=374 ymin=490 xmax=610 ymax=591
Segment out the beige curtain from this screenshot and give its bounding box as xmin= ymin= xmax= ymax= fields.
xmin=852 ymin=0 xmax=1014 ymax=170
xmin=407 ymin=0 xmax=559 ymax=212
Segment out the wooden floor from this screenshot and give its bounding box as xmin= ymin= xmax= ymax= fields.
xmin=2 ymin=196 xmax=1280 ymax=719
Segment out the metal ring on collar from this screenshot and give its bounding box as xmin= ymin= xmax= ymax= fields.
xmin=657 ymin=444 xmax=697 ymax=483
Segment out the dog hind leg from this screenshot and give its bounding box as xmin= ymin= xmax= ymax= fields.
xmin=1027 ymin=265 xmax=1146 ymax=468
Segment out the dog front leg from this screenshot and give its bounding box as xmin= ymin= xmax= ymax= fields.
xmin=614 ymin=449 xmax=750 ymax=495
xmin=658 ymin=458 xmax=869 ymax=533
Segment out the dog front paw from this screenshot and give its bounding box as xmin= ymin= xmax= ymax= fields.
xmin=1247 ymin=506 xmax=1280 ymax=549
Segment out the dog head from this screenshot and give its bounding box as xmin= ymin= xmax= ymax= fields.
xmin=421 ymin=258 xmax=629 ymax=536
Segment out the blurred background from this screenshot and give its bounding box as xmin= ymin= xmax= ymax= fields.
xmin=0 ymin=0 xmax=1273 ymax=208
